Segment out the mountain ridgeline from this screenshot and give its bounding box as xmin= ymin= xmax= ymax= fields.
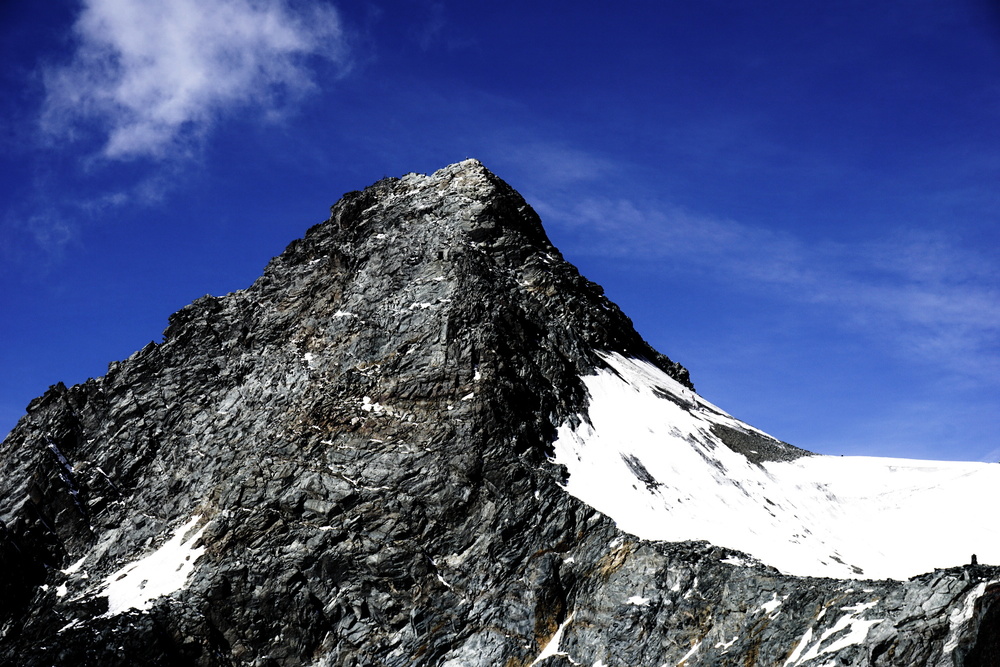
xmin=1 ymin=160 xmax=997 ymax=666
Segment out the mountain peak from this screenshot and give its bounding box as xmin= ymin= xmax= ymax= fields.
xmin=251 ymin=158 xmax=690 ymax=388
xmin=1 ymin=162 xmax=996 ymax=666
xmin=318 ymin=158 xmax=554 ymax=258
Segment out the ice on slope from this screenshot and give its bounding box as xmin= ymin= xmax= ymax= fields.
xmin=552 ymin=352 xmax=1000 ymax=580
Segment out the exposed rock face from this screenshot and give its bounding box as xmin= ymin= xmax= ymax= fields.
xmin=0 ymin=160 xmax=997 ymax=666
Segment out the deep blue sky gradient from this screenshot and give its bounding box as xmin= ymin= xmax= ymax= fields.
xmin=2 ymin=0 xmax=998 ymax=460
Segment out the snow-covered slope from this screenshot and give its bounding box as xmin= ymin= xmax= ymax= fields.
xmin=553 ymin=352 xmax=1000 ymax=580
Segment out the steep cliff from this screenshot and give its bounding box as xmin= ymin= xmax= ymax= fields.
xmin=0 ymin=160 xmax=996 ymax=666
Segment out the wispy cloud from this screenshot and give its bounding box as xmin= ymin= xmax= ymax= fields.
xmin=493 ymin=143 xmax=619 ymax=187
xmin=537 ymin=196 xmax=1000 ymax=382
xmin=0 ymin=204 xmax=77 ymax=272
xmin=1 ymin=167 xmax=176 ymax=269
xmin=41 ymin=0 xmax=348 ymax=160
xmin=22 ymin=210 xmax=75 ymax=255
xmin=416 ymin=2 xmax=446 ymax=51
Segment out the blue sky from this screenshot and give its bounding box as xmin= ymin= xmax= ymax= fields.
xmin=1 ymin=0 xmax=998 ymax=461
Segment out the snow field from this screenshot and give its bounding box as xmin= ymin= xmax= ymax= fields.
xmin=552 ymin=353 xmax=1000 ymax=580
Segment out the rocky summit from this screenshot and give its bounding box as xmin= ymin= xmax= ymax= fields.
xmin=1 ymin=160 xmax=998 ymax=666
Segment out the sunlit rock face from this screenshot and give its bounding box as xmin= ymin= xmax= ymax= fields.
xmin=1 ymin=160 xmax=998 ymax=666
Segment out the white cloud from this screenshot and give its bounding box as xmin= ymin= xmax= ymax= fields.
xmin=538 ymin=196 xmax=1000 ymax=382
xmin=42 ymin=0 xmax=347 ymax=160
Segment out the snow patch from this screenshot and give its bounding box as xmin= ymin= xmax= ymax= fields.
xmin=428 ymin=558 xmax=455 ymax=592
xmin=626 ymin=595 xmax=650 ymax=606
xmin=361 ymin=396 xmax=394 ymax=415
xmin=61 ymin=555 xmax=87 ymax=576
xmin=760 ymin=592 xmax=783 ymax=617
xmin=676 ymin=639 xmax=702 ymax=665
xmin=529 ymin=613 xmax=576 ymax=666
xmin=782 ymin=626 xmax=814 ymax=667
xmin=942 ymin=582 xmax=990 ymax=656
xmin=721 ymin=556 xmax=750 ymax=567
xmin=58 ymin=619 xmax=82 ymax=634
xmin=101 ymin=515 xmax=207 ymax=616
xmin=786 ymin=601 xmax=880 ymax=665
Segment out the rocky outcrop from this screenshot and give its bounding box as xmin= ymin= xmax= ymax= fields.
xmin=0 ymin=160 xmax=996 ymax=666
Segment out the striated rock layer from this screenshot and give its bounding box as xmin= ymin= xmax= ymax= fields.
xmin=0 ymin=160 xmax=997 ymax=666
